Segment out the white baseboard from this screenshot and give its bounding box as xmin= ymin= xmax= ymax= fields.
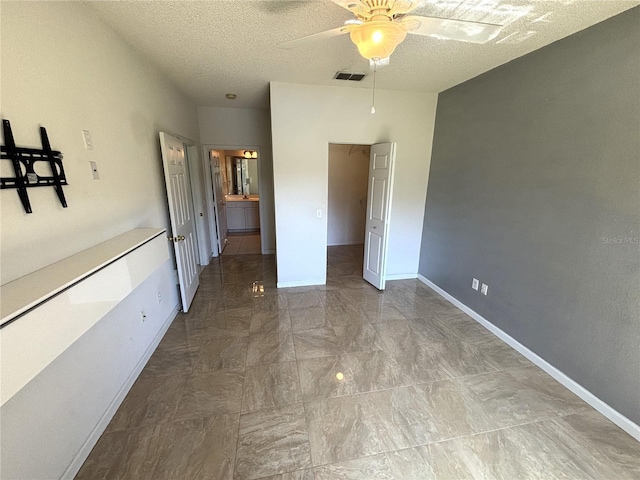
xmin=417 ymin=274 xmax=640 ymax=442
xmin=277 ymin=279 xmax=326 ymax=288
xmin=327 ymin=241 xmax=364 ymax=246
xmin=63 ymin=305 xmax=180 ymax=479
xmin=385 ymin=273 xmax=418 ymax=281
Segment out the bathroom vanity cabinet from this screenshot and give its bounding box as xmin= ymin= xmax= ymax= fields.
xmin=226 ymin=199 xmax=260 ymax=231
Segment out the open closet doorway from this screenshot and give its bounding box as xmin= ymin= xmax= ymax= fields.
xmin=204 ymin=146 xmax=263 ymax=257
xmin=327 ymin=142 xmax=397 ymax=290
xmin=327 ymin=144 xmax=370 ymax=282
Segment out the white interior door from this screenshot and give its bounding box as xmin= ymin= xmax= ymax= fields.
xmin=210 ymin=151 xmax=228 ymax=252
xmin=159 ymin=132 xmax=200 ymax=312
xmin=363 ymin=142 xmax=396 ymax=290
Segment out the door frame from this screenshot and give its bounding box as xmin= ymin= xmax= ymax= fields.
xmin=202 ymin=143 xmax=266 ymax=256
xmin=326 ymin=143 xmax=371 ymax=247
xmin=186 ymin=143 xmax=209 ymax=267
xmin=204 ymin=149 xmax=226 ymax=258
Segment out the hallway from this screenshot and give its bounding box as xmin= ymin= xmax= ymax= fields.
xmin=222 ymin=232 xmax=262 ymax=256
xmin=77 ymin=247 xmax=639 ymax=479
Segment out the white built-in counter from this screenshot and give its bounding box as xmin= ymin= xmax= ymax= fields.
xmin=0 ymin=228 xmax=168 ymax=405
xmin=1 ymin=228 xmax=166 ymax=327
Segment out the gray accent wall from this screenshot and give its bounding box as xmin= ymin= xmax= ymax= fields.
xmin=419 ymin=8 xmax=640 ymax=424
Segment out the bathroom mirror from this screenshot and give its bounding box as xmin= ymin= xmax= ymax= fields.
xmin=228 ymin=157 xmax=258 ymax=195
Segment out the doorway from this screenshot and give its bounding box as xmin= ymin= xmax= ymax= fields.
xmin=204 ymin=146 xmax=263 ymax=257
xmin=327 ymin=142 xmax=397 ymax=290
xmin=327 ymin=144 xmax=370 ymax=280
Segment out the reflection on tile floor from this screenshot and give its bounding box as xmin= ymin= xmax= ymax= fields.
xmin=77 ymin=245 xmax=640 ymax=479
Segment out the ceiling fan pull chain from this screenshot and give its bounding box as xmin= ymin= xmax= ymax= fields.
xmin=371 ymin=61 xmax=377 ymax=114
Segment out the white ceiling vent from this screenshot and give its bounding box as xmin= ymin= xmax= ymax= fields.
xmin=334 ymin=72 xmax=366 ymax=81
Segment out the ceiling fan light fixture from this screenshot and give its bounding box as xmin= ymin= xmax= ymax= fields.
xmin=349 ymin=20 xmax=407 ymax=60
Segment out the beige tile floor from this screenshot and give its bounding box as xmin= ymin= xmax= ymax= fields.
xmin=222 ymin=232 xmax=261 ymax=255
xmin=77 ymin=245 xmax=640 ymax=480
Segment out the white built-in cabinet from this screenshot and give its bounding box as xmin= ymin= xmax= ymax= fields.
xmin=227 ymin=201 xmax=260 ymax=231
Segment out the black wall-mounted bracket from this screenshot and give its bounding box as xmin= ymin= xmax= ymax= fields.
xmin=1 ymin=119 xmax=68 ymax=214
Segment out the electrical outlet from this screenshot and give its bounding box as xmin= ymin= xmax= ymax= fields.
xmin=472 ymin=278 xmax=479 ymax=290
xmin=481 ymin=284 xmax=489 ymax=296
xmin=156 ymin=292 xmax=162 ymax=304
xmin=140 ymin=310 xmax=147 ymax=322
xmin=89 ymin=161 xmax=99 ymax=179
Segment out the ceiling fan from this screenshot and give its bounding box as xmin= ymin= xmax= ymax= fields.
xmin=278 ymin=0 xmax=503 ymax=61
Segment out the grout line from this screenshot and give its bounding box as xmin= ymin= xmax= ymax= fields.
xmin=306 ymin=412 xmax=589 ymax=472
xmin=290 ymin=305 xmax=316 ymax=467
xmin=232 ymin=324 xmax=251 ymax=478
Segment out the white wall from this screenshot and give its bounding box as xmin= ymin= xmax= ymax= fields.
xmin=0 ymin=1 xmax=200 ymax=285
xmin=270 ymin=82 xmax=438 ymax=286
xmin=328 ymin=144 xmax=370 ymax=246
xmin=0 ymin=2 xmax=197 ymax=477
xmin=198 ymin=107 xmax=275 ymax=253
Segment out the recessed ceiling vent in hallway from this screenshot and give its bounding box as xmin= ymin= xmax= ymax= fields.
xmin=333 ymin=72 xmax=366 ymax=81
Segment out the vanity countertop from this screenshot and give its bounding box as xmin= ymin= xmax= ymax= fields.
xmin=225 ymin=195 xmax=259 ymax=202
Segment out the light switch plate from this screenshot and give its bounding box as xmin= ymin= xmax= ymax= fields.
xmin=481 ymin=283 xmax=489 ymax=295
xmin=82 ymin=130 xmax=93 ymax=150
xmin=472 ymin=278 xmax=479 ymax=290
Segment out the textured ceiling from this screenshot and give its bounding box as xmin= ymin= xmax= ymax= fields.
xmin=85 ymin=0 xmax=639 ymax=109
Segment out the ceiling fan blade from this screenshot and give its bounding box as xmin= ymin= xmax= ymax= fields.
xmin=329 ymin=0 xmax=358 ymax=13
xmin=401 ymin=15 xmax=502 ymax=44
xmin=278 ymin=26 xmax=351 ymax=50
xmin=388 ymin=1 xmax=428 ymax=16
xmin=259 ymin=0 xmax=309 ymax=14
